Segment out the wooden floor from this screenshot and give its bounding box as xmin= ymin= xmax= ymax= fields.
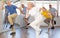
xmin=0 ymin=27 xmax=60 ymax=38
xmin=0 ymin=28 xmax=28 ymax=38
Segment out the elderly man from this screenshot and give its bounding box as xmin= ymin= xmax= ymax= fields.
xmin=20 ymin=4 xmax=29 ymax=25
xmin=49 ymin=4 xmax=57 ymax=29
xmin=25 ymin=2 xmax=46 ymax=37
xmin=5 ymin=0 xmax=23 ymax=35
xmin=21 ymin=4 xmax=27 ymax=15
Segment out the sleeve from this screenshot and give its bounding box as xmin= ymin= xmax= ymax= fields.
xmin=13 ymin=5 xmax=17 ymax=9
xmin=35 ymin=7 xmax=41 ymax=11
xmin=5 ymin=8 xmax=8 ymax=16
xmin=53 ymin=8 xmax=57 ymax=11
xmin=5 ymin=6 xmax=7 ymax=9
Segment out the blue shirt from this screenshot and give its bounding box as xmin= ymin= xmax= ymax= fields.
xmin=5 ymin=5 xmax=17 ymax=15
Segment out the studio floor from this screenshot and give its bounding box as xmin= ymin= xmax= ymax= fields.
xmin=0 ymin=26 xmax=60 ymax=38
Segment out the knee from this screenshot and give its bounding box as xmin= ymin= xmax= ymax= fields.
xmin=8 ymin=15 xmax=11 ymax=19
xmin=24 ymin=17 xmax=28 ymax=20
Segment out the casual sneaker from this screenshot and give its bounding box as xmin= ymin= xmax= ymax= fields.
xmin=51 ymin=26 xmax=55 ymax=29
xmin=9 ymin=25 xmax=13 ymax=29
xmin=10 ymin=32 xmax=16 ymax=35
xmin=39 ymin=30 xmax=43 ymax=34
xmin=36 ymin=29 xmax=42 ymax=35
xmin=23 ymin=26 xmax=29 ymax=29
xmin=23 ymin=23 xmax=30 ymax=29
xmin=27 ymin=23 xmax=30 ymax=25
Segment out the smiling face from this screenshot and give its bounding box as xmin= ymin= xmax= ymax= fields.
xmin=49 ymin=5 xmax=52 ymax=8
xmin=21 ymin=4 xmax=25 ymax=8
xmin=27 ymin=2 xmax=34 ymax=10
xmin=6 ymin=0 xmax=11 ymax=6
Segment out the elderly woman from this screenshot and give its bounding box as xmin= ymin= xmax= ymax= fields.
xmin=0 ymin=1 xmax=5 ymax=32
xmin=41 ymin=7 xmax=52 ymax=20
xmin=40 ymin=7 xmax=53 ymax=29
xmin=25 ymin=2 xmax=46 ymax=36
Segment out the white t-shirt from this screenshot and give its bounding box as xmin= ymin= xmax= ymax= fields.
xmin=28 ymin=7 xmax=44 ymax=19
xmin=28 ymin=7 xmax=46 ymax=23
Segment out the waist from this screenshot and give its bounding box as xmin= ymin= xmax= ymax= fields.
xmin=35 ymin=14 xmax=46 ymax=19
xmin=10 ymin=12 xmax=17 ymax=14
xmin=8 ymin=13 xmax=17 ymax=15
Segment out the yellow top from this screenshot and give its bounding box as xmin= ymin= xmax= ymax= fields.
xmin=41 ymin=10 xmax=52 ymax=19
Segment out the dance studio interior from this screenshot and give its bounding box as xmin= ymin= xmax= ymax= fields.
xmin=0 ymin=0 xmax=60 ymax=38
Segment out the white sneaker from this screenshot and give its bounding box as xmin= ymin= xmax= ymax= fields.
xmin=36 ymin=29 xmax=42 ymax=35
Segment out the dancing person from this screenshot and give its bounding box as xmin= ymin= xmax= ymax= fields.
xmin=49 ymin=4 xmax=57 ymax=29
xmin=5 ymin=0 xmax=23 ymax=35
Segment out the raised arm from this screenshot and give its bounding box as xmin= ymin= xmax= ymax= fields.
xmin=17 ymin=7 xmax=24 ymax=14
xmin=1 ymin=1 xmax=4 ymax=10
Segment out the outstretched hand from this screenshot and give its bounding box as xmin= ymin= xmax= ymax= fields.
xmin=0 ymin=1 xmax=4 ymax=10
xmin=2 ymin=1 xmax=4 ymax=6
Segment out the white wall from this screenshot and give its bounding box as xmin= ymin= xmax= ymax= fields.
xmin=0 ymin=1 xmax=60 ymax=33
xmin=14 ymin=1 xmax=60 ymax=16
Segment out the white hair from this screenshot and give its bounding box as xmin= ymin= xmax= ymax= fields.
xmin=27 ymin=2 xmax=35 ymax=7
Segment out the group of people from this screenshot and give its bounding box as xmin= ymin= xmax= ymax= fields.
xmin=0 ymin=0 xmax=57 ymax=36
